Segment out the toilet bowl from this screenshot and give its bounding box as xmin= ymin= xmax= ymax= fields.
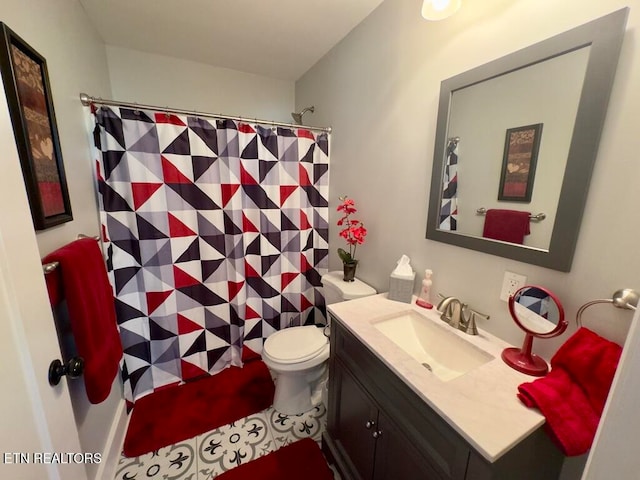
xmin=262 ymin=272 xmax=376 ymax=415
xmin=262 ymin=325 xmax=330 ymax=415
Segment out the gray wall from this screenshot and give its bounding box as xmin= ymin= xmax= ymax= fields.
xmin=296 ymin=0 xmax=638 ymax=367
xmin=296 ymin=2 xmax=640 ymax=476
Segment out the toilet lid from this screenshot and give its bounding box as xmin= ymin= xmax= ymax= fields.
xmin=264 ymin=326 xmax=328 ymax=364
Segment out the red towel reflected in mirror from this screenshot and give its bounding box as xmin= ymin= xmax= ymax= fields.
xmin=482 ymin=209 xmax=531 ymax=244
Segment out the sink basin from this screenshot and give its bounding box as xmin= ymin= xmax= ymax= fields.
xmin=373 ymin=311 xmax=494 ymax=381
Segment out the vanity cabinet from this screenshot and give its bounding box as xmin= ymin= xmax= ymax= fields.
xmin=331 ymin=359 xmax=444 ymax=480
xmin=322 ymin=316 xmax=564 ymax=480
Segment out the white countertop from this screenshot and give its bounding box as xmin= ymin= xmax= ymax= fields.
xmin=327 ymin=293 xmax=546 ymax=463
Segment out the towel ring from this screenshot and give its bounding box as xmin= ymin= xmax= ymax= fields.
xmin=576 ymin=288 xmax=639 ymax=326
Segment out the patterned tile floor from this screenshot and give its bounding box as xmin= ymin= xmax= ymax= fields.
xmin=113 ymin=403 xmax=337 ymax=479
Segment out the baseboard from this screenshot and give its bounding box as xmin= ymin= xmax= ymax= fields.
xmin=94 ymin=400 xmax=128 ymax=480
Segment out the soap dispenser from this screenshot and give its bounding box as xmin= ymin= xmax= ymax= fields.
xmin=416 ymin=269 xmax=434 ymax=309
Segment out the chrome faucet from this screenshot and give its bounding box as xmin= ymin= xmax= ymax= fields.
xmin=436 ymin=295 xmax=490 ymax=335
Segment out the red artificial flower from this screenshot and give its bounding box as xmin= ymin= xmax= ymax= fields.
xmin=337 ymin=195 xmax=367 ymax=264
xmin=337 ymin=197 xmax=357 ymax=215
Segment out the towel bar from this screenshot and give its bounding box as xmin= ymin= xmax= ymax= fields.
xmin=576 ymin=288 xmax=639 ymax=326
xmin=43 ymin=261 xmax=60 ymax=274
xmin=476 ymin=207 xmax=546 ymax=222
xmin=77 ymin=233 xmax=100 ymax=241
xmin=42 ymin=234 xmax=100 ymax=274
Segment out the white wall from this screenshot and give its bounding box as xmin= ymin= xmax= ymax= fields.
xmin=297 ymin=0 xmax=640 ymax=476
xmin=0 ymin=1 xmax=118 ymax=478
xmin=106 ymin=45 xmax=295 ymax=123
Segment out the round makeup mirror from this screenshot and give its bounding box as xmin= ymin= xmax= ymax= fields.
xmin=501 ymin=285 xmax=567 ymax=376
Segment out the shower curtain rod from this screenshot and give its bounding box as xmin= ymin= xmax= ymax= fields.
xmin=79 ymin=93 xmax=332 ymax=134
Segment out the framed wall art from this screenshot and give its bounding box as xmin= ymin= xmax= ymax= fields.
xmin=0 ymin=23 xmax=72 ymax=230
xmin=497 ymin=123 xmax=543 ymax=203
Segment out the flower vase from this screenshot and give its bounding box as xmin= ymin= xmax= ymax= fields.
xmin=343 ymin=261 xmax=358 ymax=282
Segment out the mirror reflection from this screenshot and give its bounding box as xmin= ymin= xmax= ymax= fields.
xmin=511 ymin=286 xmax=562 ymax=335
xmin=441 ymin=47 xmax=590 ymax=250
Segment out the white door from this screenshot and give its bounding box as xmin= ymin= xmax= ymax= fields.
xmin=0 ymin=80 xmax=86 ymax=479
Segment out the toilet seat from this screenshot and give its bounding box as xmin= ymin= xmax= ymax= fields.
xmin=263 ymin=325 xmax=328 ymax=364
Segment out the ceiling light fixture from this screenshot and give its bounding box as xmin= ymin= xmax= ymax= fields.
xmin=421 ymin=0 xmax=462 ymax=21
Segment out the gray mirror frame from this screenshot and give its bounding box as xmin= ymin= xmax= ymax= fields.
xmin=426 ymin=8 xmax=629 ymax=272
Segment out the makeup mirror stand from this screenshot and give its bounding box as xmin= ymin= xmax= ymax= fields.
xmin=502 ymin=333 xmax=548 ymax=376
xmin=501 ymin=285 xmax=567 ymax=376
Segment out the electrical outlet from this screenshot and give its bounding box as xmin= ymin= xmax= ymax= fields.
xmin=500 ymin=271 xmax=527 ymax=302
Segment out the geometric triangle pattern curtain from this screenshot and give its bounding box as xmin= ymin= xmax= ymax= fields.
xmin=93 ymin=106 xmax=329 ymax=403
xmin=439 ymin=139 xmax=458 ymax=231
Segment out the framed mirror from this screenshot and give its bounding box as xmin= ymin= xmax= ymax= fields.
xmin=426 ymin=9 xmax=628 ymax=271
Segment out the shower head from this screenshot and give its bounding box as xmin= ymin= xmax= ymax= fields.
xmin=291 ymin=106 xmax=315 ymax=124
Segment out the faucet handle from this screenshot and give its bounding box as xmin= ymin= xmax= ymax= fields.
xmin=467 ymin=308 xmax=490 ymax=321
xmin=463 ymin=308 xmax=490 ymax=336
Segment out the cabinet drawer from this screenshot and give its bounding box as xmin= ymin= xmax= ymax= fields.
xmin=331 ymin=318 xmax=469 ymax=480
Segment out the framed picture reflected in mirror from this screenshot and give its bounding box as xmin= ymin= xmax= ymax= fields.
xmin=498 ymin=123 xmax=543 ymax=203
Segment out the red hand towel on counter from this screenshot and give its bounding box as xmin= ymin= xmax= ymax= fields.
xmin=42 ymin=238 xmax=122 ymax=404
xmin=517 ymin=328 xmax=622 ymax=456
xmin=482 ymin=209 xmax=531 ymax=244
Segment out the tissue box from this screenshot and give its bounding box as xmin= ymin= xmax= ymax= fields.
xmin=388 ymin=272 xmax=415 ymax=303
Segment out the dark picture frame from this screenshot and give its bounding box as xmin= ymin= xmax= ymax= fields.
xmin=497 ymin=123 xmax=543 ymax=203
xmin=0 ymin=23 xmax=72 ymax=230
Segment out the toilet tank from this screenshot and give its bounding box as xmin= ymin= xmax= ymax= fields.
xmin=321 ymin=271 xmax=376 ymax=305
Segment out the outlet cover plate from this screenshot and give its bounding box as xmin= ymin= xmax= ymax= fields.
xmin=500 ymin=271 xmax=527 ymax=302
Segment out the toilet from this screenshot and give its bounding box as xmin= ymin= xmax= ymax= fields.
xmin=262 ymin=271 xmax=376 ymax=415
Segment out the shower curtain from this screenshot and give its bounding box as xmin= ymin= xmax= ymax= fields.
xmin=439 ymin=139 xmax=458 ymax=230
xmin=93 ymin=106 xmax=329 ymax=403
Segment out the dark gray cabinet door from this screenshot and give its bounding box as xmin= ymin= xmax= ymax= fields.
xmin=332 ymin=358 xmax=445 ymax=480
xmin=330 ymin=359 xmax=378 ymax=480
xmin=374 ymin=409 xmax=446 ymax=480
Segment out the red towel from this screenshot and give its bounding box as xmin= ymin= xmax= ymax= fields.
xmin=482 ymin=209 xmax=531 ymax=244
xmin=42 ymin=238 xmax=122 ymax=404
xmin=517 ymin=328 xmax=622 ymax=456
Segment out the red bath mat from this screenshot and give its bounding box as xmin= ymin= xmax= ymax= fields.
xmin=215 ymin=437 xmax=334 ymax=480
xmin=123 ymin=357 xmax=274 ymax=457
